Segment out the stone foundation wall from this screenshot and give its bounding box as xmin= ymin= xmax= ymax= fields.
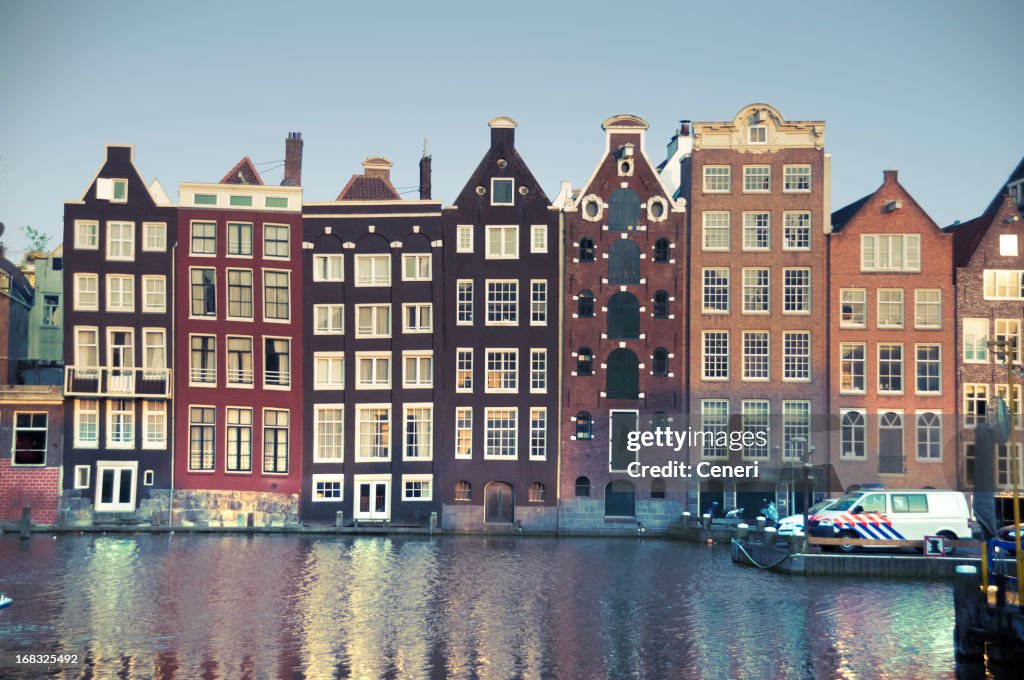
xmin=172 ymin=489 xmax=299 ymax=528
xmin=442 ymin=504 xmax=558 ymax=533
xmin=558 ymin=497 xmax=683 ymax=535
xmin=60 ymin=489 xmax=171 ymax=527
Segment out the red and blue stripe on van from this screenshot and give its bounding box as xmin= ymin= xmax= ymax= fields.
xmin=830 ymin=512 xmax=906 ymax=540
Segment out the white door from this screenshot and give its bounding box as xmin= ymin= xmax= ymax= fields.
xmin=355 ymin=480 xmax=390 ymax=520
xmin=108 ymin=330 xmax=135 ymax=394
xmin=95 ymin=462 xmax=137 ymax=512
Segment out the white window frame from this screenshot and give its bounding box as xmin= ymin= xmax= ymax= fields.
xmin=861 ymin=234 xmax=921 ymax=272
xmin=142 ymin=222 xmax=167 ymax=252
xmin=456 ymin=348 xmax=473 ymax=393
xmin=356 ymin=352 xmax=391 ymax=390
xmin=314 ymin=352 xmax=345 ymax=391
xmin=263 ymin=223 xmax=291 ymax=260
xmin=262 ymin=268 xmax=291 ymax=323
xmin=402 ymin=474 xmax=434 ymax=501
xmin=74 ymin=399 xmax=99 ymax=449
xmin=914 ymin=289 xmax=942 ymax=329
xmin=106 ymin=221 xmax=135 ymax=261
xmin=702 ymin=331 xmax=730 ymax=381
xmin=742 ymin=212 xmax=770 ymax=251
xmin=456 ymin=280 xmax=473 ymax=325
xmin=142 ymin=401 xmax=167 ymax=450
xmin=485 ymin=279 xmax=518 ymax=326
xmin=355 ymin=304 xmax=391 ymax=339
xmin=484 ymin=406 xmax=518 ymax=459
xmin=455 ymin=407 xmax=472 ymax=459
xmin=741 ymin=331 xmax=769 ymax=382
xmin=742 ymin=165 xmax=771 ymax=193
xmin=355 ymin=404 xmax=392 ymax=462
xmin=312 ymin=474 xmax=345 ymax=502
xmin=531 ymin=225 xmax=548 ymax=253
xmin=840 ymin=288 xmax=867 ymax=328
xmin=456 ymin=225 xmax=474 ymax=253
xmin=702 ymin=212 xmax=730 ymax=251
xmin=313 ymin=405 xmax=345 ymax=463
xmin=107 ymin=399 xmax=136 ymax=449
xmin=963 ymin=318 xmax=989 ymax=363
xmin=142 ymin=275 xmax=166 ymax=313
xmin=189 ymin=220 xmax=217 ymax=257
xmin=782 ymin=268 xmax=811 ymax=315
xmin=877 ymin=288 xmax=905 ymax=329
xmin=702 ymin=166 xmax=731 ymax=193
xmin=75 ymin=220 xmax=98 ymax=250
xmin=782 ymin=331 xmax=811 ymax=382
xmin=878 ymin=343 xmax=904 ymax=395
xmin=782 ymin=211 xmax=812 ymax=250
xmin=105 ymin=274 xmax=135 ymax=313
xmin=485 ymin=348 xmax=518 ymax=394
xmin=840 ymin=342 xmax=866 ymax=395
xmin=354 ymin=254 xmax=391 ymax=287
xmin=490 ymin=178 xmax=515 ymax=206
xmin=915 ymin=344 xmax=942 ymax=395
xmin=226 ymin=268 xmax=254 ymax=321
xmin=530 ymin=348 xmax=547 ymax=393
xmin=530 ymin=280 xmax=547 ymax=326
xmin=402 ymin=404 xmax=434 ymax=461
xmin=74 ymin=273 xmax=98 ymax=311
xmin=486 ymin=225 xmax=519 ymax=259
xmin=313 ymin=254 xmax=344 ymax=282
xmin=314 ymin=304 xmax=344 ymax=335
xmin=401 ymin=253 xmax=432 ymax=281
xmin=529 ymin=407 xmax=547 ymax=460
xmin=402 ymin=303 xmax=433 ymax=333
xmin=783 ymin=165 xmax=812 ymax=193
xmin=403 ymin=351 xmax=433 ymax=389
xmin=742 ymin=268 xmax=769 ymax=314
xmin=74 ymin=465 xmax=91 ymax=489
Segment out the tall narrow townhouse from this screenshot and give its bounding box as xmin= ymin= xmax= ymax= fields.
xmin=560 ymin=115 xmax=687 ymax=534
xmin=62 ymin=145 xmax=176 ymax=523
xmin=952 ymin=191 xmax=1024 ymax=501
xmin=680 ymin=104 xmax=829 ymax=518
xmin=301 ymin=156 xmax=443 ymax=526
xmin=440 ymin=117 xmax=559 ymax=531
xmin=829 ymin=171 xmax=957 ymax=491
xmin=174 ymin=136 xmax=304 ymax=527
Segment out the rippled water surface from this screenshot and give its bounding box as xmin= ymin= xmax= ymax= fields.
xmin=0 ymin=534 xmax=962 ymax=679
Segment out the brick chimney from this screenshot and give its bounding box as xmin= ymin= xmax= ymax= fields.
xmin=282 ymin=132 xmax=303 ymax=186
xmin=419 ymin=144 xmax=432 ymax=200
xmin=883 ymin=169 xmax=898 ymax=183
xmin=680 ymin=120 xmax=691 ymax=136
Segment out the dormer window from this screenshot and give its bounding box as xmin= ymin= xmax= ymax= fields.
xmin=491 ymin=178 xmax=514 ymax=206
xmin=112 ymin=179 xmax=128 ymax=202
xmin=749 ymin=125 xmax=767 ymax=144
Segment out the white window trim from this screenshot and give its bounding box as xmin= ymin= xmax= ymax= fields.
xmin=224 ymin=268 xmax=254 ymax=322
xmin=530 ymin=225 xmax=548 ymax=253
xmin=530 ymin=279 xmax=548 ymax=327
xmin=401 ymin=474 xmax=434 ymax=501
xmin=353 ymin=254 xmax=392 ymax=288
xmin=355 ymin=351 xmax=392 ymax=390
xmin=188 ymin=220 xmax=217 ymax=258
xmin=105 ymin=274 xmax=135 ymax=313
xmin=456 ymin=347 xmax=473 ymax=394
xmin=354 ymin=404 xmax=393 ymax=463
xmin=313 ymin=303 xmax=344 ymax=335
xmin=262 ymin=335 xmax=291 ymax=391
xmin=914 ymin=289 xmax=942 ymax=330
xmin=782 ymin=165 xmax=813 ymax=193
xmin=262 ymin=223 xmax=292 ymax=261
xmin=839 ymin=288 xmax=867 ymax=329
xmin=529 ymin=348 xmax=548 ymax=394
xmin=74 ymin=465 xmax=91 ymax=489
xmin=455 ymin=406 xmax=473 ymax=459
xmin=839 ymin=342 xmax=867 ymax=396
xmin=73 ymin=273 xmax=99 ymax=311
xmin=188 ymin=333 xmax=217 ymax=388
xmin=490 ymin=178 xmax=515 ymax=206
xmin=914 ymin=409 xmax=944 ymax=462
xmin=483 ymin=406 xmax=519 ymax=460
xmin=702 ymin=166 xmax=731 ymax=194
xmin=142 ymin=401 xmax=167 ymax=450
xmin=106 ymin=400 xmax=136 ymax=450
xmin=74 ymin=400 xmax=99 ymax=449
xmin=106 ymin=220 xmax=135 ymax=261
xmin=456 ymin=279 xmax=474 ymax=326
xmin=702 ymin=211 xmax=730 ymax=251
xmin=312 ymin=253 xmax=345 ymax=282
xmin=223 ymin=406 xmax=254 ymax=474
xmin=485 ymin=278 xmax=519 ymax=327
xmin=741 ymin=330 xmax=770 ymax=383
xmin=484 ymin=348 xmax=519 ymax=394
xmin=74 ymin=220 xmax=99 ymax=250
xmin=142 ymin=222 xmax=168 ymax=252
xmin=878 ymin=343 xmax=905 ymax=395
xmin=401 ymin=253 xmax=432 ymax=282
xmin=402 ymin=350 xmax=434 ymax=389
xmin=456 ymin=225 xmax=474 ymax=253
xmin=915 ymin=343 xmax=943 ymax=395
xmin=261 ymin=407 xmax=291 ymax=476
xmin=312 ymin=474 xmax=345 ymax=502
xmin=963 ymin=318 xmax=989 ymax=364
xmin=742 ymin=165 xmax=771 ymax=194
xmin=313 ymin=404 xmax=345 ymax=463
xmin=354 ymin=304 xmax=392 ymax=339
xmin=402 ymin=302 xmax=433 ymax=334
xmin=839 ymin=408 xmax=868 ymax=461
xmin=225 ymin=335 xmax=255 ymax=389
xmin=313 ymin=351 xmax=345 ymax=391
xmin=94 ymin=461 xmax=137 ymax=512
xmin=261 ymin=268 xmax=292 ymax=324
xmin=402 ymin=403 xmax=434 ymax=461
xmin=141 ymin=275 xmax=166 ymax=314
xmin=485 ymin=225 xmax=519 ymax=260
xmin=529 ymin=406 xmax=547 ymax=460
xmin=876 ymin=288 xmax=905 ymax=329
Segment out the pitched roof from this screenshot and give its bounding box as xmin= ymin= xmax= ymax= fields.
xmin=336 ymin=175 xmax=401 ymax=201
xmin=219 ymin=156 xmax=264 ymax=185
xmin=829 ymin=194 xmax=872 ymax=233
xmin=985 ymin=156 xmax=1024 ymax=214
xmin=949 ymin=209 xmax=999 ymax=269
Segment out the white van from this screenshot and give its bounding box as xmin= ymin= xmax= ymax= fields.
xmin=808 ymin=489 xmax=971 ymax=553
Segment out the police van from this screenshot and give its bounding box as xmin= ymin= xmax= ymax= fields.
xmin=808 ymin=489 xmax=972 ymax=553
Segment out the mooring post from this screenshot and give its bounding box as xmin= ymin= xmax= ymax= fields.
xmin=335 ymin=511 xmax=345 ymax=531
xmin=736 ymin=523 xmax=749 ymax=541
xmin=246 ymin=512 xmax=255 ymax=531
xmin=954 ymin=565 xmax=984 ymax=660
xmin=756 ymin=516 xmax=766 ymax=531
xmin=763 ymin=526 xmax=777 ymax=549
xmin=701 ymin=513 xmax=711 ymax=530
xmin=681 ymin=511 xmax=691 ymax=528
xmin=430 ymin=511 xmax=438 ymax=535
xmin=19 ymin=506 xmax=31 ymax=540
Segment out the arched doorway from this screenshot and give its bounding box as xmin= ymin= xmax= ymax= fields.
xmin=484 ymin=482 xmax=515 ymax=523
xmin=605 ymin=480 xmax=636 ymax=517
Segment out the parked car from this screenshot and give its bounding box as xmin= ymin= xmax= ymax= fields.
xmin=776 ymin=499 xmax=838 ymax=536
xmin=808 ymin=489 xmax=971 ymax=554
xmin=995 ymin=524 xmax=1020 ymax=555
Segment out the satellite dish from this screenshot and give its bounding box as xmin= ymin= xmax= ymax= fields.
xmin=987 ymin=396 xmax=1011 ymax=445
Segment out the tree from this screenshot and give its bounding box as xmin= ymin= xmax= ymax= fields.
xmin=21 ymin=225 xmax=51 ymax=255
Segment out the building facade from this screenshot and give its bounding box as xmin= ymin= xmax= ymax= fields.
xmin=440 ymin=117 xmax=560 ymax=531
xmin=0 ymin=385 xmax=64 ymax=524
xmin=23 ymin=244 xmax=64 ymax=384
xmin=829 ymin=170 xmax=957 ymax=491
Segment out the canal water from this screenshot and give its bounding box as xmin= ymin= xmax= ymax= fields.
xmin=0 ymin=534 xmax=964 ymax=679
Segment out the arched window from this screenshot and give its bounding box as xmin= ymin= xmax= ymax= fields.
xmin=578 ymin=290 xmax=595 ymax=318
xmin=579 ymin=238 xmax=595 ymax=263
xmin=605 ymin=480 xmax=636 ymax=517
xmin=652 ymin=348 xmax=669 ymax=376
xmin=841 ymin=411 xmax=865 ymax=458
xmin=575 ymin=412 xmax=592 ymax=440
xmin=608 ymin=188 xmax=641 ymax=231
xmin=651 ymin=479 xmax=666 ymax=499
xmin=455 ymin=480 xmax=472 ymax=501
xmin=529 ymin=482 xmax=546 ymax=502
xmin=576 ymin=347 xmax=593 ymax=376
xmin=607 ymin=292 xmax=640 ymax=339
xmin=607 ymin=239 xmax=640 ymax=284
xmin=575 ymin=476 xmax=591 ymax=497
xmin=916 ymin=412 xmax=942 ymax=460
xmin=606 ymin=348 xmax=639 ymax=400
xmin=653 ymin=290 xmax=669 ymax=318
xmin=879 ymin=411 xmax=904 ymax=474
xmin=654 ymin=238 xmax=670 ymax=262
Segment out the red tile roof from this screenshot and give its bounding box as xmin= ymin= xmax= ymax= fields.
xmin=336 ymin=174 xmax=401 ymax=201
xmin=219 ymin=156 xmax=264 ymax=185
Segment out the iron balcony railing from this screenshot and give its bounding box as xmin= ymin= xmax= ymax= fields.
xmin=64 ymin=366 xmax=173 ymax=398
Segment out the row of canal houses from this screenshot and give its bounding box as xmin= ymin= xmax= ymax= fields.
xmin=20 ymin=103 xmax=1023 ymax=534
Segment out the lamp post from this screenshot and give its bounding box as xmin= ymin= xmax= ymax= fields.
xmin=791 ymin=436 xmax=807 ymax=531
xmin=988 ymin=335 xmax=1023 ymax=602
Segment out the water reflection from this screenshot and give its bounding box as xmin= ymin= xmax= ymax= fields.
xmin=0 ymin=535 xmax=965 ymax=679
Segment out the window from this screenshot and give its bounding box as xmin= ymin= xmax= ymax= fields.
xmin=456 ymin=225 xmax=473 ymax=253
xmin=1001 ymin=234 xmax=1019 ymax=257
xmin=403 ymin=303 xmax=433 ymax=333
xmin=314 ymin=304 xmax=343 ymax=335
xmin=40 ymin=294 xmax=60 ymax=327
xmin=263 ymin=409 xmax=289 ymax=473
xmin=743 ymin=212 xmax=770 ymax=250
xmin=142 ymin=329 xmax=166 ymax=375
xmin=356 ymin=305 xmax=391 ymax=338
xmin=653 ymin=290 xmax=670 ymax=318
xmin=783 ymin=331 xmax=810 ymax=381
xmin=106 ymin=275 xmax=135 ymax=312
xmin=404 ymin=352 xmax=433 ymax=388
xmin=983 ymin=270 xmax=1024 ymax=300
xmin=703 ymin=331 xmax=729 ymax=380
xmin=914 ymin=290 xmax=941 ymax=329
xmin=878 ymin=344 xmax=904 ymax=393
xmin=575 ymin=476 xmax=591 ymax=497
xmin=530 ymin=349 xmax=547 ymax=392
xmin=840 ymin=289 xmax=866 ymax=327
xmin=75 ymin=220 xmax=98 ymax=249
xmin=74 ymin=274 xmax=98 ymax=311
xmin=190 ymin=221 xmax=216 ymax=256
xmin=703 ymin=212 xmax=730 ymax=250
xmin=783 ymin=212 xmax=811 ymax=249
xmin=783 ymin=165 xmax=812 ymax=192
xmin=964 ymin=384 xmax=988 ymax=427
xmin=486 ymin=280 xmax=518 ymax=325
xmin=456 ymin=408 xmax=472 ymax=458
xmin=485 ymin=407 xmax=517 ymax=458
xmin=743 ymin=166 xmax=770 ymax=193
xmin=840 ymin=343 xmax=866 ymax=393
xmin=702 ymin=268 xmax=729 ymax=313
xmin=190 ymin=268 xmax=216 ymax=317
xmin=579 ymin=238 xmax=595 ymax=262
xmin=652 ymin=348 xmax=669 ymax=376
xmin=782 ymin=401 xmax=811 ymax=460
xmin=916 ymin=345 xmax=941 ymax=394
xmin=701 ymin=400 xmax=729 ymax=459
xmin=107 ymin=221 xmax=135 ymax=260
xmin=995 ymin=319 xmax=1021 ymax=362
xmin=742 ymin=268 xmax=769 ymax=313
xmin=485 ymin=350 xmax=517 ymax=392
xmin=264 ymin=225 xmax=290 ymax=258
xmin=783 ymin=269 xmax=810 ymax=313
xmin=963 ymin=319 xmax=989 ymax=362
xmin=356 ymin=353 xmax=391 ymax=389
xmin=226 ymin=336 xmax=253 ymax=386
xmin=403 ymin=475 xmax=433 ymax=501
xmin=861 ymin=234 xmax=921 ymax=272
xmin=578 ymin=289 xmax=595 ymax=318
xmin=457 ymin=280 xmax=473 ymax=325
xmin=143 ymin=222 xmax=167 ymax=252
xmin=402 ymin=254 xmax=431 ymax=281
xmin=225 ymin=408 xmax=252 ymax=472
xmin=74 ymin=466 xmax=91 ymax=489
xmin=742 ymin=401 xmax=770 ymax=459
xmin=877 ymin=289 xmax=904 ymax=328
xmin=530 ymin=280 xmax=548 ymax=325
xmin=455 ymin=480 xmax=472 ymax=500
xmin=748 ymin=125 xmax=767 ymax=143
xmin=12 ymin=413 xmax=47 ymax=465
xmin=575 ymin=412 xmax=592 ymax=440
xmin=531 ymin=225 xmax=547 ymax=253
xmin=313 ymin=254 xmax=343 ymax=282
xmin=263 ymin=271 xmax=290 ymax=321
xmin=229 ymin=195 xmax=252 ymax=207
xmin=194 ymin=193 xmax=216 ymax=206
xmin=608 ymin=188 xmax=641 ymax=230
xmin=108 ymin=399 xmax=135 ymax=448
xmin=607 ymin=292 xmax=640 ymax=339
xmin=314 ymin=406 xmax=344 ymax=462
xmin=190 ymin=335 xmax=216 ymax=385
xmin=313 ymin=475 xmax=344 ymax=502
xmin=841 ymin=410 xmax=866 ymax=459
xmin=486 ymin=226 xmax=518 ymax=259
xmin=264 ymin=338 xmax=290 ymax=387
xmin=74 ymin=327 xmax=99 ymax=370
xmin=607 ymin=240 xmax=640 ymax=284
xmin=188 ymin=406 xmax=215 ymax=471
xmin=227 ymin=222 xmax=253 ymax=256
xmin=355 ymin=255 xmax=391 ymax=287
xmin=703 ymin=166 xmax=731 ymax=193
xmin=743 ymin=332 xmax=769 ymax=381
xmin=75 ymin=400 xmax=98 ymax=448
xmin=995 ymin=384 xmax=1023 ymax=428
xmin=917 ymin=412 xmax=942 ymax=460
xmin=491 ymin=178 xmax=514 ymax=205
xmin=576 ymin=347 xmax=593 ymax=376
xmin=528 ymin=481 xmax=546 ymax=502
xmin=356 ymin=405 xmax=391 ymax=460
xmin=225 ymin=269 xmax=253 ymax=319
xmin=403 ymin=406 xmax=433 ymax=460
xmin=879 ymin=413 xmax=905 ymax=473
xmin=142 ymin=276 xmax=165 ymax=313
xmin=314 ymin=353 xmax=345 ymax=390
xmin=456 ymin=349 xmax=473 ymax=392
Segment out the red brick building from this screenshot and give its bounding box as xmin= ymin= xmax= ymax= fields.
xmin=829 ymin=170 xmax=957 ymax=491
xmin=0 ymin=386 xmax=63 ymax=525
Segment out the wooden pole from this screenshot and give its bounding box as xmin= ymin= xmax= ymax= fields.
xmin=19 ymin=506 xmax=30 ymax=540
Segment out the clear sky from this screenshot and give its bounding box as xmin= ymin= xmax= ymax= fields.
xmin=1 ymin=0 xmax=1021 ymax=261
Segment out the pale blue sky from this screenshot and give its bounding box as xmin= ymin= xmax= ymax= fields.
xmin=1 ymin=0 xmax=1021 ymax=260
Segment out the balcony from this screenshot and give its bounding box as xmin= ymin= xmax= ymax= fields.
xmin=65 ymin=366 xmax=172 ymax=399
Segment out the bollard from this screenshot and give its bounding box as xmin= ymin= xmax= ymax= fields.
xmin=335 ymin=511 xmax=345 ymax=530
xmin=995 ymin=573 xmax=1007 ymax=608
xmin=20 ymin=506 xmax=31 ymax=540
xmin=756 ymin=516 xmax=766 ymax=531
xmin=246 ymin=512 xmax=255 ymax=531
xmin=763 ymin=526 xmax=777 ymax=549
xmin=736 ymin=523 xmax=749 ymax=541
xmin=429 ymin=511 xmax=438 ymax=534
xmin=682 ymin=511 xmax=691 ymax=528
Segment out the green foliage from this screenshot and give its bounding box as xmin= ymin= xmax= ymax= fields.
xmin=21 ymin=225 xmax=51 ymax=255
